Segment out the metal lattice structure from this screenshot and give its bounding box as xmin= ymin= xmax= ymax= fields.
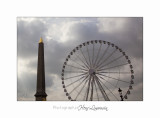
xmin=61 ymin=40 xmax=134 ymax=101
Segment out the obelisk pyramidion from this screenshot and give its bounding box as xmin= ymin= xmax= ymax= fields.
xmin=34 ymin=37 xmax=47 ymax=101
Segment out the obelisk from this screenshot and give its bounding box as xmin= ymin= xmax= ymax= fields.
xmin=34 ymin=37 xmax=47 ymax=101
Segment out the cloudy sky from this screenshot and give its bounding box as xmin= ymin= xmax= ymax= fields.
xmin=17 ymin=17 xmax=143 ymax=101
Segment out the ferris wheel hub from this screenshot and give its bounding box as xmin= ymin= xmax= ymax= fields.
xmin=89 ymin=68 xmax=96 ymax=76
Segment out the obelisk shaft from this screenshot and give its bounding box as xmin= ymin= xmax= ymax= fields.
xmin=35 ymin=38 xmax=47 ymax=101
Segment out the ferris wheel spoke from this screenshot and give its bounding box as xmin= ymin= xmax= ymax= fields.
xmin=75 ymin=78 xmax=89 ymax=100
xmin=85 ymin=76 xmax=92 ymax=101
xmin=70 ymin=58 xmax=88 ymax=69
xmin=96 ymin=45 xmax=110 ymax=68
xmin=97 ymin=62 xmax=129 ymax=71
xmin=98 ymin=78 xmax=119 ymax=100
xmin=95 ymin=75 xmax=110 ymax=101
xmin=86 ymin=44 xmax=92 ymax=67
xmin=98 ymin=71 xmax=131 ymax=74
xmin=64 ymin=71 xmax=86 ymax=73
xmin=93 ymin=43 xmax=102 ymax=68
xmin=93 ymin=76 xmax=99 ymax=101
xmin=98 ymin=55 xmax=124 ymax=69
xmin=69 ymin=74 xmax=89 ymax=94
xmin=74 ymin=53 xmax=90 ymax=69
xmin=80 ymin=48 xmax=90 ymax=68
xmin=96 ymin=73 xmax=130 ymax=84
xmin=98 ymin=76 xmax=118 ymax=88
xmin=92 ymin=42 xmax=95 ymax=67
xmin=66 ymin=75 xmax=87 ymax=88
xmin=66 ymin=64 xmax=88 ymax=71
xmin=64 ymin=72 xmax=88 ymax=80
xmin=96 ymin=49 xmax=117 ymax=69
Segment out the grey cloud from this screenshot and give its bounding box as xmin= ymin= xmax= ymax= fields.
xmin=17 ymin=19 xmax=47 ymax=59
xmin=67 ymin=18 xmax=142 ymax=59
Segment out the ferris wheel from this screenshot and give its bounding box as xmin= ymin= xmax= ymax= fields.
xmin=61 ymin=40 xmax=134 ymax=101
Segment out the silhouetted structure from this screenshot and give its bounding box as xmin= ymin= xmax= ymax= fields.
xmin=34 ymin=37 xmax=47 ymax=101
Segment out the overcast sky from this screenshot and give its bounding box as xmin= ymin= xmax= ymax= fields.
xmin=17 ymin=17 xmax=143 ymax=101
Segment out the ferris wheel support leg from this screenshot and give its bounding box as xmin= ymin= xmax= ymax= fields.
xmin=85 ymin=76 xmax=91 ymax=101
xmin=90 ymin=78 xmax=94 ymax=101
xmin=95 ymin=75 xmax=110 ymax=101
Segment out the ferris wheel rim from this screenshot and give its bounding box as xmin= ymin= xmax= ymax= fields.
xmin=61 ymin=40 xmax=134 ymax=101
